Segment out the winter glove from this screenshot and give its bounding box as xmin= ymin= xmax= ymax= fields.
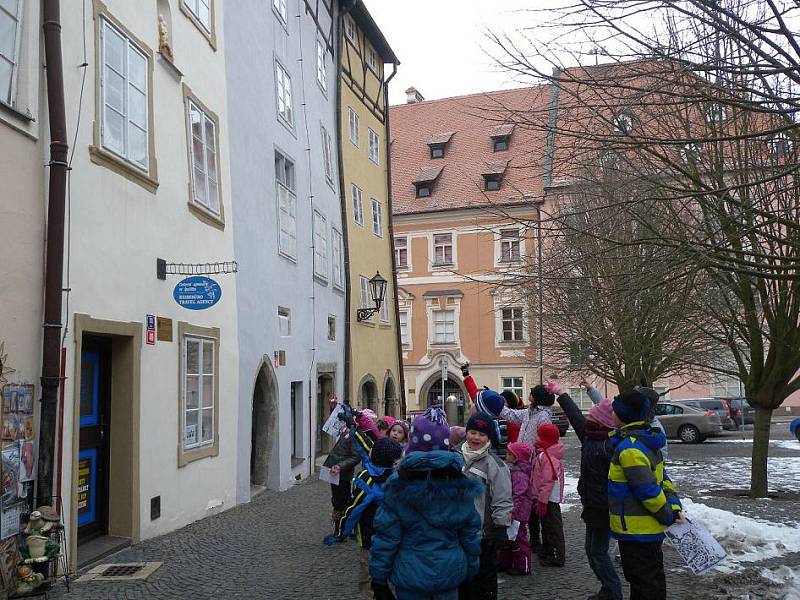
xmin=535 ymin=501 xmax=549 ymax=518
xmin=322 ymin=534 xmax=344 ymax=546
xmin=507 ymin=520 xmax=521 ymax=541
xmin=460 ymin=363 xmax=470 ymax=377
xmin=371 ymin=581 xmax=396 ymax=600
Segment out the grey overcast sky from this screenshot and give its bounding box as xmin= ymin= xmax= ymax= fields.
xmin=365 ymin=1 xmax=540 ymax=106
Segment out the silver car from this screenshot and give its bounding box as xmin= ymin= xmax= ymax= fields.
xmin=654 ymin=402 xmax=723 ymax=443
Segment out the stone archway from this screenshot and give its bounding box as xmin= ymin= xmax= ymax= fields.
xmin=357 ymin=374 xmax=378 ymax=412
xmin=383 ymin=373 xmax=397 ymax=418
xmin=250 ymin=361 xmax=278 ymax=489
xmin=419 ymin=371 xmax=469 ymax=425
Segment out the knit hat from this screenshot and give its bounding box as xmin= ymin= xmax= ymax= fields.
xmin=378 ymin=416 xmax=396 ymax=430
xmin=449 ymin=426 xmax=466 ymax=449
xmin=407 ymin=407 xmax=450 ymax=453
xmin=500 ymin=390 xmax=522 ymax=410
xmin=612 ymin=389 xmax=651 ymax=424
xmin=370 ymin=438 xmax=403 ymax=468
xmin=507 ymin=441 xmax=532 ymax=464
xmin=466 ymin=412 xmax=499 ymax=447
xmin=389 ymin=419 xmax=409 ymax=438
xmin=475 ymin=388 xmax=506 ymax=417
xmin=588 ymin=399 xmax=617 ymax=429
xmin=531 ymin=385 xmax=555 ymax=407
xmin=360 ymin=408 xmax=378 ymax=422
xmin=536 ymin=423 xmax=561 ymax=449
xmin=636 ymin=387 xmax=661 ymax=422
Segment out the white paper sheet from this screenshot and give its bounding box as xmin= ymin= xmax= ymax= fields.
xmin=321 ymin=405 xmax=345 ymax=438
xmin=319 ymin=466 xmax=340 ymax=486
xmin=665 ymin=515 xmax=727 ymax=575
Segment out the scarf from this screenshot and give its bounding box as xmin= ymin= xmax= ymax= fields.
xmin=461 ymin=440 xmax=492 ymax=465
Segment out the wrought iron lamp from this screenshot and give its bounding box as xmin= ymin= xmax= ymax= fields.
xmin=356 ymin=271 xmax=388 ymax=322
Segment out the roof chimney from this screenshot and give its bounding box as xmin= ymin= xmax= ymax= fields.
xmin=405 ymin=86 xmax=425 ymax=104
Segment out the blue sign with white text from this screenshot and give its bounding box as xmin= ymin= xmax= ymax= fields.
xmin=173 ymin=276 xmax=222 ymax=310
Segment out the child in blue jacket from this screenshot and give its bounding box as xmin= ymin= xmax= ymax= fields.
xmin=370 ymin=407 xmax=483 ymax=600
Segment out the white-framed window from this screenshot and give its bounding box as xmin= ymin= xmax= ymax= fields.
xmin=275 ymin=61 xmax=293 ymax=126
xmin=433 ymin=233 xmax=453 ymax=266
xmin=100 ymin=17 xmax=149 ymax=170
xmin=711 ymin=374 xmax=742 ymax=398
xmin=321 ymin=125 xmax=334 ymax=184
xmin=366 ymin=45 xmax=377 ymax=71
xmin=359 ymin=275 xmax=371 ymax=312
xmin=182 ymin=335 xmax=215 ymax=450
xmin=499 ymin=228 xmax=521 ymax=262
xmin=0 ymin=0 xmax=22 ymax=107
xmin=368 ymin=128 xmax=380 ymax=164
xmin=184 ymin=0 xmax=211 ymax=32
xmin=345 ymin=15 xmax=356 ymax=42
xmin=501 ymin=307 xmax=524 ymax=342
xmin=316 ymin=39 xmax=327 ymax=91
xmin=769 ymin=132 xmax=793 ymax=157
xmin=380 ymin=294 xmax=389 ymax=322
xmin=187 ymin=99 xmax=220 ymax=215
xmin=399 ymin=310 xmax=410 ymax=346
xmin=706 ymin=102 xmax=727 ymax=124
xmin=371 ymin=198 xmax=383 ymax=237
xmin=275 ymin=151 xmax=297 ymax=259
xmin=612 ymin=112 xmax=634 ymax=135
xmin=394 ymin=236 xmax=409 ymax=270
xmin=331 ymin=228 xmax=344 ymax=289
xmin=432 ymin=309 xmax=456 ymax=344
xmin=568 ymin=387 xmax=593 ymax=410
xmin=501 ymin=377 xmax=524 ymax=401
xmin=278 ymin=306 xmax=291 ymax=336
xmin=348 ymin=107 xmax=359 ymax=146
xmin=352 ymin=183 xmax=364 ymax=225
xmin=272 ymin=0 xmax=287 ymax=24
xmin=313 ymin=210 xmax=328 ymax=280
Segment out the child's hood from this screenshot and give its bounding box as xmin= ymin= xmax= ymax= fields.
xmin=610 ymin=423 xmax=667 ymax=452
xmin=540 ymin=441 xmax=565 ymax=461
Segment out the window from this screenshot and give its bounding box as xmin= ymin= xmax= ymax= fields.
xmin=278 ymin=306 xmax=291 ymax=336
xmin=485 ymin=175 xmax=501 ymax=191
xmin=493 ymin=138 xmax=508 ymax=152
xmin=327 ymin=316 xmax=336 ymax=341
xmin=359 ymin=275 xmax=371 ymax=310
xmin=272 ymin=0 xmax=287 ymax=23
xmin=569 ymin=341 xmax=592 ymax=366
xmin=502 ymin=377 xmax=524 ymax=401
xmin=352 ymin=184 xmax=364 ymax=225
xmin=706 ymin=102 xmax=726 ymax=123
xmin=769 ymin=132 xmax=793 ymax=157
xmin=415 ymin=183 xmax=431 ymax=198
xmin=275 ymin=61 xmax=293 ymax=126
xmin=321 ymin=125 xmax=334 ymax=183
xmin=345 ymin=15 xmax=356 ymax=41
xmin=399 ymin=311 xmax=409 ymax=346
xmin=680 ymin=143 xmax=701 ymax=164
xmin=184 ymin=0 xmax=211 ymax=31
xmin=316 ymin=39 xmax=327 ymax=91
xmin=432 ymin=309 xmax=456 ymax=344
xmin=313 ymin=211 xmax=328 ymax=280
xmin=380 ymin=295 xmax=389 ymax=322
xmin=433 ymin=233 xmax=453 ymax=265
xmin=291 ymin=382 xmax=303 ymax=460
xmin=275 ymin=151 xmax=297 ymax=258
xmin=501 ymin=307 xmax=524 ymax=342
xmin=368 ymin=128 xmax=380 ymax=164
xmin=568 ymin=387 xmax=593 ymax=410
xmin=394 ymin=236 xmax=408 ymax=270
xmin=182 ymin=335 xmax=215 ymax=450
xmin=613 ymin=112 xmax=634 ymax=135
xmin=371 ymin=198 xmax=383 ymax=237
xmin=712 ymin=374 xmax=742 ymax=398
xmin=430 ymin=145 xmax=444 ymax=159
xmin=331 ymin=228 xmax=344 ymax=289
xmin=499 ymin=229 xmax=520 ymax=262
xmin=0 ymin=0 xmax=22 ymax=106
xmin=366 ymin=45 xmax=377 ymax=71
xmin=187 ymin=99 xmax=220 ymax=215
xmin=348 ymin=107 xmax=359 ymax=146
xmin=100 ymin=18 xmax=149 ymax=170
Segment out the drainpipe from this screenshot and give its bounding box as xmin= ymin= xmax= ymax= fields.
xmin=38 ymin=0 xmax=69 ymax=509
xmin=383 ymin=63 xmax=407 ymax=419
xmin=334 ymin=5 xmax=353 ymax=406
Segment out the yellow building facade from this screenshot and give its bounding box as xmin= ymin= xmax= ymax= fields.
xmin=337 ymin=4 xmax=403 ymax=416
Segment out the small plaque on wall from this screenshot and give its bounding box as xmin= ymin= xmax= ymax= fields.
xmin=157 ymin=317 xmax=173 ymax=342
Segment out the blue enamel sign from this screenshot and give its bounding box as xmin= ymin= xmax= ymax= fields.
xmin=173 ymin=276 xmax=222 ymax=310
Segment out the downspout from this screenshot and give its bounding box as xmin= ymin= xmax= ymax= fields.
xmin=334 ymin=5 xmax=353 ymax=406
xmin=38 ymin=0 xmax=69 ymax=508
xmin=383 ymin=63 xmax=407 ymax=418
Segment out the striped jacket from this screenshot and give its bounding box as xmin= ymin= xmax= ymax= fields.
xmin=608 ymin=422 xmax=681 ymax=542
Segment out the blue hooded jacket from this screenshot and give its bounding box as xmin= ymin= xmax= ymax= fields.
xmin=369 ymin=451 xmax=483 ymax=593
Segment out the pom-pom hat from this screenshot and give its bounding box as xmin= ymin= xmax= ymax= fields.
xmin=407 ymin=407 xmax=450 ymax=453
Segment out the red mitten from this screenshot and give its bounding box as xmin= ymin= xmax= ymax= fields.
xmin=535 ymin=501 xmax=548 ymax=517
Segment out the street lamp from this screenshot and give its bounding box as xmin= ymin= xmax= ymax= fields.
xmin=356 ymin=271 xmax=388 ymax=321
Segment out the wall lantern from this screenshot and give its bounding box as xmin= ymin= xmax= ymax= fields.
xmin=357 ymin=271 xmax=388 ymax=322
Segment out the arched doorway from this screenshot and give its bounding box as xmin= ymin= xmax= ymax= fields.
xmin=384 ymin=376 xmax=397 ymax=418
xmin=359 ymin=376 xmax=378 ymax=412
xmin=250 ymin=362 xmax=277 ymax=489
xmin=316 ymin=374 xmax=335 ymax=456
xmin=420 ymin=373 xmax=468 ymax=425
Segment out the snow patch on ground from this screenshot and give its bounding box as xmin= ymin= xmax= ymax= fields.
xmin=760 ymin=565 xmax=800 ymax=599
xmin=683 ymin=498 xmax=800 ymax=569
xmin=709 ymin=438 xmax=800 ymax=451
xmin=668 ymin=457 xmax=800 ymax=493
xmin=561 ymin=474 xmax=580 ymax=511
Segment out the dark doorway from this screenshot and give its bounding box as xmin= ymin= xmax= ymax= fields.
xmin=384 ymin=378 xmax=397 ymax=417
xmin=360 ymin=379 xmax=378 ymax=412
xmin=250 ymin=364 xmax=277 ymax=489
xmin=77 ymin=335 xmax=112 ymax=544
xmin=316 ymin=374 xmax=335 ymax=456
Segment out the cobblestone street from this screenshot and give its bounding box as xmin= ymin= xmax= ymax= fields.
xmin=49 ymin=430 xmax=800 ymax=599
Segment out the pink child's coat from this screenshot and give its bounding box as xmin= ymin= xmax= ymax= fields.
xmin=531 ymin=441 xmax=565 ymax=504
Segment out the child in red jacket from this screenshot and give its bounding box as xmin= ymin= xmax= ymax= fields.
xmin=498 ymin=441 xmax=534 ymax=575
xmin=532 ymin=423 xmax=566 ymax=567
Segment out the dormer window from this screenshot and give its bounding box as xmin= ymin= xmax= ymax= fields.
xmin=413 ymin=164 xmax=444 ymax=199
xmin=427 ymin=132 xmax=454 ymax=160
xmin=493 ymin=138 xmax=508 ymax=152
xmin=430 ymin=145 xmax=445 ymax=159
xmin=482 ymin=159 xmax=508 ymax=192
xmin=490 ymin=123 xmax=514 ymax=153
xmin=484 ymin=175 xmax=502 ymax=191
xmin=416 ymin=183 xmax=431 ymax=198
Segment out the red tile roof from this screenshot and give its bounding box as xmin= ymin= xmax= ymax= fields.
xmin=389 ymin=86 xmax=551 ymax=215
xmin=428 ymin=131 xmax=455 ymax=146
xmin=413 ymin=164 xmax=444 ymax=184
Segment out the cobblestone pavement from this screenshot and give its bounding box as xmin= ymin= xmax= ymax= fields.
xmin=49 ymin=426 xmax=800 ymax=600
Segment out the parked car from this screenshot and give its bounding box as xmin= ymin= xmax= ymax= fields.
xmin=678 ymin=398 xmax=736 ymax=430
xmin=728 ymin=398 xmax=756 ymax=428
xmin=791 ymin=418 xmax=800 ymax=442
xmin=551 ymin=405 xmax=570 ymax=436
xmin=654 ymin=402 xmax=723 ymax=443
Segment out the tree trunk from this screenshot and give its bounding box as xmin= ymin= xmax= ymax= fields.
xmin=750 ymin=406 xmax=773 ymax=497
